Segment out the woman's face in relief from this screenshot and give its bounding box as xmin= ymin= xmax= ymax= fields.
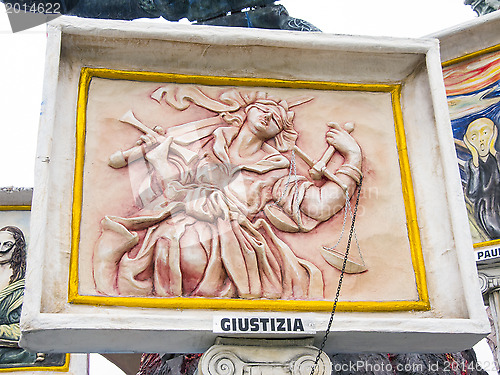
xmin=246 ymin=106 xmax=282 ymax=141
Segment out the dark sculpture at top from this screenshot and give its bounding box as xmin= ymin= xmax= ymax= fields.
xmin=465 ymin=0 xmax=500 ymax=16
xmin=1 ymin=0 xmax=321 ymax=31
xmin=195 ymin=4 xmax=321 ymax=31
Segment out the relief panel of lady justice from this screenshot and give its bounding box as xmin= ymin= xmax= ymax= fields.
xmin=74 ymin=70 xmax=423 ymax=308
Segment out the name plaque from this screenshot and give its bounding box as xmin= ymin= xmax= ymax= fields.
xmin=475 ymin=247 xmax=500 ymax=262
xmin=213 ymin=316 xmax=316 ymax=334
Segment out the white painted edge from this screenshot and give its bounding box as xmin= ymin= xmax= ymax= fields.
xmin=21 ymin=23 xmax=62 ymax=330
xmin=0 ymin=188 xmax=32 ymax=206
xmin=426 ymin=10 xmax=500 ymax=63
xmin=49 ymin=15 xmax=436 ymax=55
xmin=68 ymin=354 xmax=89 ymax=373
xmin=424 ymin=43 xmax=490 ymax=326
xmin=21 ymin=312 xmax=491 ymax=334
xmin=20 ymin=312 xmax=489 ymax=353
xmin=425 ymin=10 xmax=500 ymax=40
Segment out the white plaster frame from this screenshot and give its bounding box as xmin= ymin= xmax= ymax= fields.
xmin=20 ymin=17 xmax=489 ymax=354
xmin=428 ymin=11 xmax=500 ymax=64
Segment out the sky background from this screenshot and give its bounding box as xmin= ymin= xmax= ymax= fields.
xmin=0 ymin=0 xmax=495 ymax=374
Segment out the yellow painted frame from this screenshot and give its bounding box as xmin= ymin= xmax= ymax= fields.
xmin=0 ymin=206 xmax=70 ymax=372
xmin=442 ymin=43 xmax=500 ymax=68
xmin=0 ymin=354 xmax=70 ymax=373
xmin=443 ymin=43 xmax=500 ymax=250
xmin=0 ymin=206 xmax=31 ymax=211
xmin=69 ymin=67 xmax=429 ymax=312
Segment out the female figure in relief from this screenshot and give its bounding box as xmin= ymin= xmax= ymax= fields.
xmin=93 ymin=86 xmax=363 ymax=300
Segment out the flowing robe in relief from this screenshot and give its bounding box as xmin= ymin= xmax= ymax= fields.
xmin=93 ymin=123 xmax=327 ymax=300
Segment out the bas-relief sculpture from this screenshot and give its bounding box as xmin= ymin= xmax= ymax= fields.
xmin=443 ymin=50 xmax=500 ymax=244
xmin=93 ymin=86 xmax=363 ymax=299
xmin=79 ymin=78 xmax=419 ymax=304
xmin=0 ymin=222 xmax=66 ymax=369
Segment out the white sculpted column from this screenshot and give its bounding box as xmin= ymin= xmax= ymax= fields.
xmin=478 ymin=272 xmax=500 ymax=371
xmin=198 ymin=338 xmax=331 ymax=375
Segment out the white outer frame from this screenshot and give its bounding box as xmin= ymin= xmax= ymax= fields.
xmin=20 ymin=16 xmax=489 ymax=354
xmin=427 ymin=11 xmax=500 ymax=64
